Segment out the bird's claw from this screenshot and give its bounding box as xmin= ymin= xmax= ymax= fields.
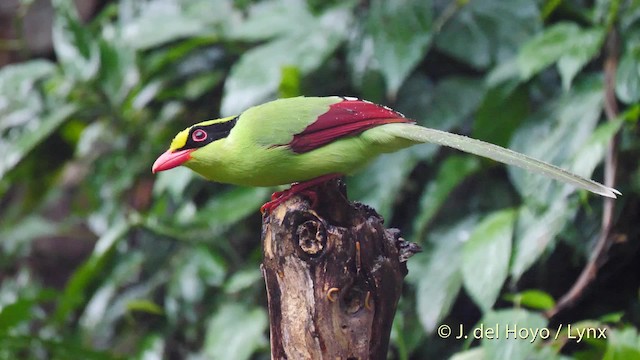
xmin=260 ymin=173 xmax=340 ymax=214
xmin=260 ymin=189 xmax=320 ymax=214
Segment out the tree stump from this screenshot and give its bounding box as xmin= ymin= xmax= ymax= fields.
xmin=261 ymin=179 xmax=421 ymax=359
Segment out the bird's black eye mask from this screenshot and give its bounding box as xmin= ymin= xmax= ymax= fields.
xmin=179 ymin=117 xmax=238 ymax=150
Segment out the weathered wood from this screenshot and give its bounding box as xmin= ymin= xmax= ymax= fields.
xmin=261 ymin=179 xmax=420 ymax=359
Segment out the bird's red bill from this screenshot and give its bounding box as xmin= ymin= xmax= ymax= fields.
xmin=152 ymin=149 xmax=193 ymax=173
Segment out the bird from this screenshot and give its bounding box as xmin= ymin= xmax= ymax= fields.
xmin=152 ymin=96 xmax=620 ymax=212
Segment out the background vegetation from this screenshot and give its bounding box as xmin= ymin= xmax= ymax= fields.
xmin=1 ymin=0 xmax=639 ymax=359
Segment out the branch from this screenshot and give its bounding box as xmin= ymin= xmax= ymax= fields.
xmin=261 ymin=179 xmax=420 ymax=359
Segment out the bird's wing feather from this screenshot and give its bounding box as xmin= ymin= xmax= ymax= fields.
xmin=385 ymin=123 xmax=620 ymax=198
xmin=286 ymin=98 xmax=413 ymax=153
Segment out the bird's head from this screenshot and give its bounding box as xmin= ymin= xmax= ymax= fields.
xmin=152 ymin=116 xmax=237 ymax=174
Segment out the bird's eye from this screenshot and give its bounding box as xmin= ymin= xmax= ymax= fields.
xmin=192 ymin=129 xmax=207 ymax=142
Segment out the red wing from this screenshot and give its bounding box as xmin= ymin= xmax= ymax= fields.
xmin=288 ymin=98 xmax=414 ymax=153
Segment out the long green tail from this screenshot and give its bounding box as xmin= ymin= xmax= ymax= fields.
xmin=386 ymin=123 xmax=620 ymax=198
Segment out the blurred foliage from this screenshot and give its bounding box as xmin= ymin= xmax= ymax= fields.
xmin=1 ymin=0 xmax=639 ymax=359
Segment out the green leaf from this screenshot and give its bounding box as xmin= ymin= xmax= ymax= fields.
xmin=126 ymin=299 xmax=164 ymax=315
xmin=510 ymin=201 xmax=574 ymax=281
xmin=461 ymin=209 xmax=516 ymax=312
xmin=603 ymin=328 xmax=640 ymax=360
xmin=0 ymin=215 xmax=58 ymax=257
xmin=616 ymin=46 xmax=640 ymax=104
xmin=450 ymin=347 xmax=485 ymax=360
xmin=135 ymin=335 xmax=165 ymax=360
xmin=518 ymin=22 xmax=605 ymax=85
xmin=52 ymin=10 xmax=100 ymax=81
xmin=408 ymin=217 xmax=477 ymax=333
xmin=418 ymin=77 xmax=485 ymax=131
xmin=96 ymin=38 xmax=139 ymax=106
xmin=202 ymin=304 xmax=268 ymax=360
xmin=221 ymin=4 xmax=351 ymax=115
xmin=153 ymin=166 xmax=196 ymax=200
xmin=481 ymin=309 xmax=548 ymax=360
xmin=223 ymin=268 xmax=262 ymax=294
xmin=599 ymin=312 xmax=625 ymax=324
xmin=508 ymin=77 xmax=604 ymax=204
xmin=194 ymin=187 xmax=270 ymax=229
xmin=349 ymin=149 xmax=424 ymax=220
xmin=224 ymin=0 xmax=313 ymax=41
xmin=504 ymin=289 xmax=555 ymax=310
xmin=0 ymin=104 xmax=77 ymax=178
xmin=0 ymin=60 xmax=54 ymax=124
xmin=179 ymin=246 xmax=226 ymax=293
xmin=0 ymin=290 xmax=57 ymax=333
xmin=53 ymin=218 xmax=130 ymax=324
xmin=367 ymin=0 xmax=432 ymax=96
xmin=556 ymin=27 xmax=606 ymax=89
xmin=119 ymin=0 xmax=232 ymax=50
xmin=278 ymin=66 xmax=302 ymax=98
xmin=571 ymin=118 xmax=625 ymax=180
xmin=412 ymin=155 xmax=481 ymax=239
xmin=435 ymin=0 xmax=541 ymax=70
xmin=474 ymin=84 xmax=529 ymax=147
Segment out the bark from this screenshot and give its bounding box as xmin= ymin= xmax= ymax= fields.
xmin=261 ymin=179 xmax=420 ymax=360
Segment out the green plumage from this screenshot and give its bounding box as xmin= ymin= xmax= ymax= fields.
xmin=154 ymin=96 xmax=620 ymax=198
xmin=187 ymin=97 xmax=417 ymax=186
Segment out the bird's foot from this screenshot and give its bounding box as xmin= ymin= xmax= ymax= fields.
xmin=260 ymin=173 xmax=341 ymax=214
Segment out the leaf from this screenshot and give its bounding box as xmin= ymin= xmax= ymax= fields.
xmin=474 ymin=84 xmax=529 ymax=147
xmin=202 ymin=304 xmax=268 ymax=360
xmin=508 ymin=77 xmax=604 ymax=204
xmin=603 ymin=327 xmax=640 ymax=360
xmin=126 ymin=299 xmax=164 ymax=315
xmin=53 ymin=218 xmax=130 ymax=324
xmin=0 ymin=60 xmax=54 ymax=126
xmin=0 ymin=215 xmax=58 ymax=257
xmin=510 ymin=201 xmax=574 ymax=281
xmin=349 ymin=149 xmax=424 ymax=220
xmin=224 ymin=0 xmax=313 ymax=41
xmin=135 ymin=335 xmax=165 ymax=360
xmin=52 ymin=9 xmax=100 ymax=81
xmin=504 ymin=289 xmax=555 ymax=311
xmin=461 ymin=209 xmax=516 ymax=312
xmin=96 ymin=38 xmax=139 ymax=106
xmin=412 ymin=155 xmax=481 ymax=239
xmin=278 ymin=66 xmax=302 ymax=98
xmin=0 ymin=104 xmax=77 ymax=179
xmin=221 ymin=4 xmax=351 ymax=115
xmin=571 ymin=118 xmax=625 ymax=180
xmin=481 ymin=309 xmax=548 ymax=360
xmin=223 ymin=268 xmax=263 ymax=294
xmin=450 ymin=348 xmax=486 ymax=360
xmin=518 ymin=22 xmax=605 ymax=85
xmin=193 ymin=187 xmax=270 ymax=229
xmin=119 ymin=0 xmax=233 ymax=50
xmin=616 ymin=45 xmax=640 ymax=104
xmin=153 ymin=166 xmax=196 ymax=200
xmin=366 ymin=0 xmax=432 ymax=96
xmin=173 ymin=246 xmax=227 ymax=302
xmin=0 ymin=290 xmax=57 ymax=333
xmin=556 ymin=27 xmax=606 ymax=89
xmin=408 ymin=217 xmax=478 ymax=333
xmin=435 ymin=0 xmax=541 ymax=70
xmin=418 ymin=77 xmax=486 ymax=131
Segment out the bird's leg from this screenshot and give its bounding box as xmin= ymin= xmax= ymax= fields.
xmin=260 ymin=173 xmax=341 ymax=214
